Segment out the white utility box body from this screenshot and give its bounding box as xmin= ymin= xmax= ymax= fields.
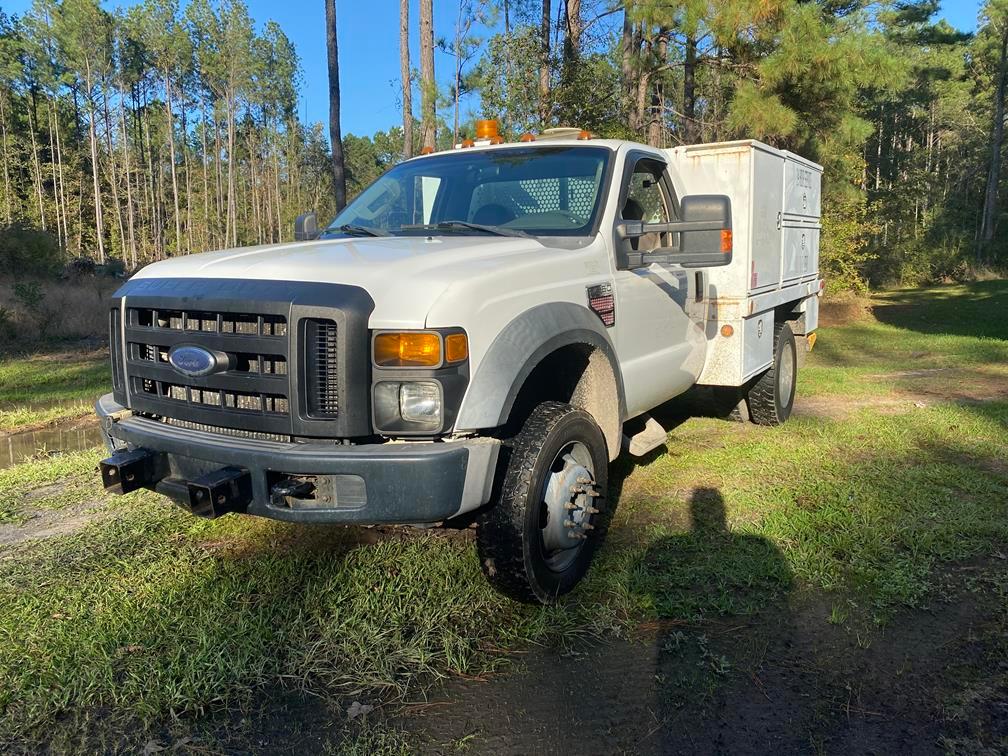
xmin=665 ymin=140 xmax=823 ymax=386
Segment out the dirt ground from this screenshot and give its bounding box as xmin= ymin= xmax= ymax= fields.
xmin=394 ymin=557 xmax=1007 ymax=755
xmin=148 ymin=551 xmax=1007 ymax=755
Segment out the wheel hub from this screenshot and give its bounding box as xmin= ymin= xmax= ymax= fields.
xmin=541 ymin=447 xmax=600 ymax=564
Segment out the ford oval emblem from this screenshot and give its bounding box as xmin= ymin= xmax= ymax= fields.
xmin=168 ymin=345 xmax=219 ymax=377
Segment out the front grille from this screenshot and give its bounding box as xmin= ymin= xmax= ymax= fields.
xmin=111 ymin=277 xmax=373 ymax=439
xmin=305 ymin=319 xmax=339 ymax=417
xmin=122 ymin=305 xmax=293 ymax=434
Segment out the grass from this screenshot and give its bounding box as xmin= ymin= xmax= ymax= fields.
xmin=0 ymin=280 xmax=1007 ymax=750
xmin=0 ymin=447 xmax=108 ymax=524
xmin=0 ymin=349 xmax=109 ymax=433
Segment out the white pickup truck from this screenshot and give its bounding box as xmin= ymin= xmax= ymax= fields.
xmin=96 ymin=127 xmax=822 ymax=603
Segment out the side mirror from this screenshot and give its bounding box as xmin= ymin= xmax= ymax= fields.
xmin=294 ymin=212 xmax=319 ymax=241
xmin=617 ymin=194 xmax=732 ymax=269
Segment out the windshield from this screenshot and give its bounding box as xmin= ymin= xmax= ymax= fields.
xmin=322 ymin=146 xmax=611 ymax=238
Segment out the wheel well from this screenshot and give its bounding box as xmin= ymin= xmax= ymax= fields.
xmin=506 ymin=343 xmax=622 ymax=461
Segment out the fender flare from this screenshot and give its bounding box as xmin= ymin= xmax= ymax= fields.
xmin=454 ymin=302 xmax=627 ymax=432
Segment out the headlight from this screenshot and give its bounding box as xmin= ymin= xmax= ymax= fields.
xmin=374 ymin=381 xmax=443 ymax=432
xmin=399 ymin=382 xmax=441 ymax=423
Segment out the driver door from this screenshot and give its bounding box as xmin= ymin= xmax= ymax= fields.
xmin=612 ymin=153 xmax=708 ymax=417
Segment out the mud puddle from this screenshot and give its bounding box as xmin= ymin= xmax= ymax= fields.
xmin=1 ymin=421 xmax=103 ymax=470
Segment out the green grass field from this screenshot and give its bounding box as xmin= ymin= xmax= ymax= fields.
xmin=0 ymin=349 xmax=109 ymax=433
xmin=0 ymin=281 xmax=1006 ymax=752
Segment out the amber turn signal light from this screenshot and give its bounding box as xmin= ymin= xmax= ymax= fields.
xmin=445 ymin=333 xmax=468 ymax=363
xmin=720 ymin=229 xmax=733 ymax=254
xmin=374 ymin=332 xmax=441 ymax=367
xmin=720 ymin=324 xmax=734 ymax=338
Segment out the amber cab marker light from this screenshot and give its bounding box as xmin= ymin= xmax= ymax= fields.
xmin=460 ymin=138 xmax=475 ymax=148
xmin=420 ymin=146 xmax=434 ymax=155
xmin=720 ymin=324 xmax=734 ymax=338
xmin=577 ymin=129 xmax=593 ymax=140
xmin=720 ymin=229 xmax=733 ymax=254
xmin=518 ymin=132 xmax=536 ymax=142
xmin=475 ymin=119 xmax=499 ymax=140
xmin=374 ymin=332 xmax=441 ymax=367
xmin=445 ymin=333 xmax=469 ymax=363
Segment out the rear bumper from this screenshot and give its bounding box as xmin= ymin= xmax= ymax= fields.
xmin=96 ymin=394 xmax=499 ymax=524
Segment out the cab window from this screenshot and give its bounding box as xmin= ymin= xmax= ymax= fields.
xmin=619 ymin=157 xmax=672 ymax=259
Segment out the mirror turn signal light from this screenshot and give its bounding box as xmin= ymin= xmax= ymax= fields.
xmin=720 ymin=229 xmax=733 ymax=254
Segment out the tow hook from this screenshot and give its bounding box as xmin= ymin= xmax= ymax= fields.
xmin=99 ymin=448 xmax=167 ymax=494
xmin=187 ymin=467 xmax=253 ymax=518
xmin=270 ymin=478 xmax=316 ymax=507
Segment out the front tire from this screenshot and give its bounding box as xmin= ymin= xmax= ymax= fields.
xmin=746 ymin=320 xmax=797 ymax=426
xmin=476 ymin=401 xmax=611 ymax=604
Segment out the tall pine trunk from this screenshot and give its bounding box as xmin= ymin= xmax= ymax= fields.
xmin=325 ymin=0 xmax=347 ymax=211
xmin=84 ymin=61 xmax=105 ymax=263
xmin=164 ymin=72 xmax=182 ymax=254
xmin=400 ymin=0 xmax=413 ymax=159
xmin=683 ymin=35 xmax=698 ymax=144
xmin=0 ymin=94 xmax=11 ymax=224
xmin=419 ymin=0 xmax=436 ymax=150
xmin=539 ymin=0 xmax=550 ymax=125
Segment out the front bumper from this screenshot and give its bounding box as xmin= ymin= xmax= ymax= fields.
xmin=96 ymin=394 xmax=499 ymax=524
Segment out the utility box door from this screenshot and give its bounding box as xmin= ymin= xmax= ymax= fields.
xmin=782 ymin=223 xmax=820 ymax=283
xmin=750 ymin=149 xmax=783 ymax=293
xmin=783 ymin=157 xmax=821 ymax=218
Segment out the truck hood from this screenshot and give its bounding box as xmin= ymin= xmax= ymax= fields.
xmin=132 ymin=235 xmax=551 ymax=328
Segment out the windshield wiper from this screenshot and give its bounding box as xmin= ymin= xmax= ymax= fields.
xmin=401 ymin=220 xmax=531 ymax=238
xmin=337 ymin=224 xmax=389 ymax=237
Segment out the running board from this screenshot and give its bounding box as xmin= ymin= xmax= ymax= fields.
xmin=622 ymin=415 xmax=668 ymax=457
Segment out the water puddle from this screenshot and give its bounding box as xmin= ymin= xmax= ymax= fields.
xmin=1 ymin=422 xmax=104 ymax=470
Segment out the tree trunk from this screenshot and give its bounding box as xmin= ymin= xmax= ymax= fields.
xmin=119 ymin=88 xmax=137 ymax=269
xmin=53 ymin=97 xmax=70 ymax=250
xmin=453 ymin=0 xmax=463 ymax=145
xmin=84 ymin=62 xmax=105 ymax=263
xmin=621 ymin=11 xmax=636 ymax=131
xmin=47 ymin=100 xmax=62 ymax=248
xmin=26 ymin=94 xmax=47 ymax=231
xmin=325 ymin=0 xmax=347 ymax=211
xmin=979 ymin=22 xmax=1008 ymax=258
xmin=0 ymin=94 xmax=11 ymax=224
xmin=539 ymin=0 xmax=551 ymax=125
xmin=226 ymin=90 xmax=237 ymax=247
xmin=400 ymin=0 xmax=413 ymax=158
xmin=647 ymin=31 xmax=667 ymax=147
xmin=419 ymin=0 xmax=436 ymax=150
xmin=164 ymin=72 xmax=182 ymax=254
xmin=683 ymin=35 xmax=698 ymax=144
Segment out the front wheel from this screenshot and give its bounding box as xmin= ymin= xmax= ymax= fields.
xmin=476 ymin=401 xmax=611 ymax=604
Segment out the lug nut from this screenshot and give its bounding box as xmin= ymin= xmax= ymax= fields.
xmin=586 ymin=506 xmax=600 ymax=514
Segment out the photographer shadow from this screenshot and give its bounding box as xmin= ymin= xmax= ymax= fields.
xmin=632 ymin=486 xmax=794 ymax=748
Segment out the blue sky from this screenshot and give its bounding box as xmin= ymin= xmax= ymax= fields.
xmin=0 ymin=0 xmax=984 ymax=138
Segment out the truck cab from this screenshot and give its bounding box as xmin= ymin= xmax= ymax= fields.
xmin=97 ymin=128 xmax=822 ymax=603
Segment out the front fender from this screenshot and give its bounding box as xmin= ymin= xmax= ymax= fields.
xmin=454 ymin=302 xmax=627 ymax=432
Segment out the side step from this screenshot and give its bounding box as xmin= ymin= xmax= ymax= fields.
xmin=100 ymin=448 xmax=167 ymax=494
xmin=622 ymin=415 xmax=668 ymax=458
